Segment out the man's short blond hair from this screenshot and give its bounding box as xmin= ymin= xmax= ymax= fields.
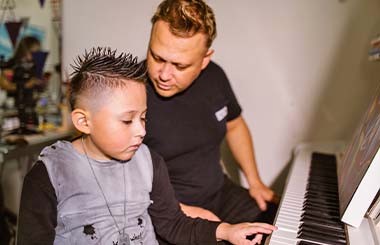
xmin=151 ymin=0 xmax=217 ymax=48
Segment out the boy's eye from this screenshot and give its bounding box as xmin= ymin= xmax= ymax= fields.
xmin=141 ymin=118 xmax=147 ymax=123
xmin=123 ymin=120 xmax=133 ymax=125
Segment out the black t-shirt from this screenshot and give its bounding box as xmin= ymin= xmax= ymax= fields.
xmin=144 ymin=61 xmax=242 ymax=207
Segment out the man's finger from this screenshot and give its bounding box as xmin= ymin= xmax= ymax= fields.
xmin=256 ymin=196 xmax=267 ymax=211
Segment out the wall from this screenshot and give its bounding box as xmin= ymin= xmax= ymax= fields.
xmin=62 ymin=0 xmax=380 ymax=194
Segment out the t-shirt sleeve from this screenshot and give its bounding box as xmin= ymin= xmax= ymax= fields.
xmin=148 ymin=149 xmax=221 ymax=244
xmin=17 ymin=160 xmax=57 ymax=245
xmin=216 ymin=63 xmax=242 ymax=121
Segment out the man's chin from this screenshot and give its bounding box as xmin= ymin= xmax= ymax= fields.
xmin=155 ymin=87 xmax=178 ymax=98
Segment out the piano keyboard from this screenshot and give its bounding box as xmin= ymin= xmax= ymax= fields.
xmin=267 ymin=150 xmax=347 ymax=245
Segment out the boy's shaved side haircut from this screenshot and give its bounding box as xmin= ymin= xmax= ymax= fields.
xmin=69 ymin=47 xmax=147 ymax=110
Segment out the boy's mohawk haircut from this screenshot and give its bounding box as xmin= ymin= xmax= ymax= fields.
xmin=71 ymin=47 xmax=146 ymax=80
xmin=69 ymin=47 xmax=147 ymax=110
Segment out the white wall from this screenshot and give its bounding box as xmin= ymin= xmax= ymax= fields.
xmin=62 ymin=0 xmax=380 ymax=193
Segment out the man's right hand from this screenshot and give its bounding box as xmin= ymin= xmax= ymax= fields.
xmin=179 ymin=203 xmax=221 ymax=222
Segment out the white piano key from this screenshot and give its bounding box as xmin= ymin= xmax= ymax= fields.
xmin=268 ymin=148 xmax=312 ymax=245
xmin=266 ymin=239 xmax=295 ymax=245
xmin=274 ymin=223 xmax=298 ymax=232
xmin=268 ymin=238 xmax=297 ymax=245
xmin=269 ymin=229 xmax=298 ymax=243
xmin=277 ymin=214 xmax=301 ymax=221
xmin=276 ymin=225 xmax=298 ymax=234
xmin=276 ymin=216 xmax=300 ymax=224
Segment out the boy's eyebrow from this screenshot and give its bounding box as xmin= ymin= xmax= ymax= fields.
xmin=122 ymin=109 xmax=148 ymax=116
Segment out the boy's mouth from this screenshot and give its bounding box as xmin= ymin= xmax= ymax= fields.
xmin=129 ymin=143 xmax=142 ymax=151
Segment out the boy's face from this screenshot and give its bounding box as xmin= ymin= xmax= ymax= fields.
xmin=147 ymin=20 xmax=212 ymax=98
xmin=87 ymin=81 xmax=147 ymax=161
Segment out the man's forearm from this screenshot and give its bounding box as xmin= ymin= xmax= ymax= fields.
xmin=226 ymin=116 xmax=263 ymax=187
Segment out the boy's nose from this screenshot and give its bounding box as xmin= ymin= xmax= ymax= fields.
xmin=135 ymin=121 xmax=146 ymax=138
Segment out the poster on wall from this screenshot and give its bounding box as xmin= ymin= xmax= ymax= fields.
xmin=0 ymin=24 xmax=45 ymax=61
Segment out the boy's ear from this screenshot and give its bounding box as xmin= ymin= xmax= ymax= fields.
xmin=71 ymin=109 xmax=91 ymax=134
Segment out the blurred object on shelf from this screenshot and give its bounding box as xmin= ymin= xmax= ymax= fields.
xmin=369 ymin=34 xmax=380 ymax=61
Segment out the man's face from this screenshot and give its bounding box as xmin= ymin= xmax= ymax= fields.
xmin=87 ymin=81 xmax=147 ymax=161
xmin=147 ymin=20 xmax=213 ymax=97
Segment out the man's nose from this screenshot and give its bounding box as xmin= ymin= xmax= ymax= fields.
xmin=159 ymin=62 xmax=173 ymax=81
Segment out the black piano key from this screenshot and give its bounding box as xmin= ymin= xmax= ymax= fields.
xmin=301 ymin=215 xmax=344 ymax=229
xmin=300 ymin=225 xmax=346 ymax=239
xmin=298 ymin=230 xmax=346 ymax=244
xmin=302 ymin=221 xmax=346 ymax=233
xmin=300 ymin=216 xmax=345 ymax=232
xmin=307 ymin=188 xmax=339 ymax=198
xmin=297 ymin=241 xmax=322 ymax=245
xmin=292 ymin=152 xmax=347 ymax=245
xmin=299 ymin=225 xmax=346 ymax=239
xmin=307 ymin=181 xmax=337 ymax=190
xmin=299 ymin=231 xmax=346 ymax=244
xmin=305 ymin=193 xmax=338 ymax=203
xmin=302 ymin=209 xmax=340 ymax=220
xmin=302 ymin=203 xmax=340 ymax=212
xmin=311 ymin=152 xmax=336 ymax=163
xmin=303 ymin=200 xmax=340 ymax=210
xmin=307 ymin=186 xmax=338 ymax=196
xmin=303 ymin=197 xmax=340 ymax=208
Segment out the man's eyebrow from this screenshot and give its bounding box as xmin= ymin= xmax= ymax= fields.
xmin=150 ymin=47 xmax=190 ymax=67
xmin=149 ymin=48 xmax=163 ymax=60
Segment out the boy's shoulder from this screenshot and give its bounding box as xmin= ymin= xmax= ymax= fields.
xmin=38 ymin=140 xmax=81 ymax=170
xmin=141 ymin=144 xmax=162 ymax=162
xmin=40 ymin=140 xmax=75 ymax=159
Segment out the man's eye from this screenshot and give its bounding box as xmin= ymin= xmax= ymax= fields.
xmin=176 ymin=65 xmax=188 ymax=71
xmin=153 ymin=55 xmax=164 ymax=63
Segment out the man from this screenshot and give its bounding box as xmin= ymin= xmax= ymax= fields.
xmin=144 ymin=0 xmax=278 ymax=239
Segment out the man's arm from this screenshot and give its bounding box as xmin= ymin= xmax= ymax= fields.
xmin=17 ymin=161 xmax=57 ymax=244
xmin=226 ymin=115 xmax=277 ymax=211
xmin=178 ymin=202 xmax=220 ymax=222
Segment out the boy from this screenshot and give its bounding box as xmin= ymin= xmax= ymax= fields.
xmin=17 ymin=47 xmax=276 ymax=244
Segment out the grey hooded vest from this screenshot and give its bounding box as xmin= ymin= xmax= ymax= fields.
xmin=40 ymin=141 xmax=159 ymax=245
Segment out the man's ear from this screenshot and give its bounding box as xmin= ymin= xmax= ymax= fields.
xmin=71 ymin=108 xmax=91 ymax=134
xmin=201 ymin=49 xmax=214 ymax=70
